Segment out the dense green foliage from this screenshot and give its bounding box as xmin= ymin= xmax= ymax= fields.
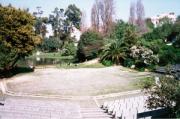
xmin=143 ymin=22 xmax=174 ymax=41
xmin=65 ymin=4 xmax=82 ymax=29
xmin=0 ymin=6 xmax=41 ymax=71
xmin=142 ymin=76 xmax=180 ymax=118
xmin=77 ymin=30 xmax=104 ymax=62
xmin=145 ymin=18 xmax=154 ymax=30
xmin=34 ymin=17 xmax=48 ymax=38
xmin=62 ymin=42 xmax=77 ymax=56
xmin=100 ymin=17 xmax=180 ymax=70
xmin=40 ymin=37 xmax=62 ymax=52
xmin=173 ymin=33 xmax=180 ymax=48
xmin=158 ymin=45 xmax=180 ymax=66
xmin=100 ymin=21 xmax=138 ymax=65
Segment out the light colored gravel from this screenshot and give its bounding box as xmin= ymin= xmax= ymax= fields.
xmin=6 ymin=66 xmax=151 ymax=96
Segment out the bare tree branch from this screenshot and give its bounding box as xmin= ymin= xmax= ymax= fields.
xmin=129 ymin=2 xmax=136 ymax=25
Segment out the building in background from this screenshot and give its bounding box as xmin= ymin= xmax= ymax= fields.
xmin=151 ymin=12 xmax=176 ymax=27
xmin=70 ymin=26 xmax=82 ymax=46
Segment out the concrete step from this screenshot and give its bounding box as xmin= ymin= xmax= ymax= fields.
xmin=81 ymin=108 xmax=112 ymax=119
xmin=0 ymin=98 xmax=82 ymax=119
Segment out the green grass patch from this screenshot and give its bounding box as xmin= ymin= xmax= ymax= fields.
xmin=29 ymin=52 xmax=74 ymax=59
xmin=58 ymin=62 xmax=106 ymax=69
xmin=135 ymin=77 xmax=155 ymax=89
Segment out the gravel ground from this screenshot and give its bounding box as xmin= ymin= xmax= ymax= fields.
xmin=6 ymin=66 xmax=151 ymax=96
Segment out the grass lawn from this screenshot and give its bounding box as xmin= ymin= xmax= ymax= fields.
xmin=29 ymin=52 xmax=74 ymax=59
xmin=57 ymin=62 xmax=106 ymax=69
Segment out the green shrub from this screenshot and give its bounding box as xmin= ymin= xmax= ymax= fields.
xmin=77 ymin=30 xmax=104 ymax=62
xmin=100 ymin=39 xmax=127 ymax=64
xmin=101 ymin=60 xmax=113 ymax=66
xmin=62 ymin=42 xmax=77 ymax=56
xmin=137 ymin=38 xmax=165 ymax=54
xmin=159 ymin=45 xmax=180 ymax=66
xmin=142 ymin=76 xmax=180 ymax=118
xmin=143 ymin=22 xmax=174 ymax=41
xmin=123 ymin=58 xmax=135 ymax=67
xmin=0 ymin=43 xmax=16 ymax=71
xmin=173 ymin=33 xmax=180 ymax=48
xmin=130 ymin=46 xmax=159 ymax=69
xmin=100 ymin=21 xmax=138 ymax=65
xmin=40 ymin=37 xmax=63 ymax=52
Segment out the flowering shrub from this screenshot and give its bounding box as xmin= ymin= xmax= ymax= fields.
xmin=130 ymin=46 xmax=159 ymax=68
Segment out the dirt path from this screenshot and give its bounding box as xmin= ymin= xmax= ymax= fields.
xmin=6 ymin=66 xmax=151 ymax=96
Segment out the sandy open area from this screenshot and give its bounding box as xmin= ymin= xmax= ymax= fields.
xmin=6 ymin=66 xmax=151 ymax=96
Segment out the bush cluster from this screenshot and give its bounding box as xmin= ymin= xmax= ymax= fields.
xmin=76 ymin=30 xmax=104 ymax=62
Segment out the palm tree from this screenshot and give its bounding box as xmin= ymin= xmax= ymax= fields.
xmin=100 ymin=39 xmax=128 ymax=64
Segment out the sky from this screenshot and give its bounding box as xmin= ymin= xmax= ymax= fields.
xmin=1 ymin=0 xmax=180 ymax=27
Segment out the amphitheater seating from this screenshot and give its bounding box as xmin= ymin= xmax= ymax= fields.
xmin=101 ymin=95 xmax=165 ymax=119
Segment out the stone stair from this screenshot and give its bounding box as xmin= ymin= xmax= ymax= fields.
xmin=80 ymin=107 xmax=112 ymax=119
xmin=0 ymin=97 xmax=113 ymax=119
xmin=0 ymin=97 xmax=82 ymax=119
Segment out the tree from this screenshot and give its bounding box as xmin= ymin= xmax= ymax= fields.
xmin=143 ymin=22 xmax=174 ymax=41
xmin=0 ymin=5 xmax=41 ymax=70
xmin=142 ymin=76 xmax=180 ymax=118
xmin=99 ymin=0 xmax=114 ymax=35
xmin=130 ymin=45 xmax=159 ymax=69
xmin=100 ymin=21 xmax=138 ymax=64
xmin=40 ymin=37 xmax=62 ymax=52
xmin=33 ymin=7 xmax=48 ymax=38
xmin=80 ymin=10 xmax=87 ymax=32
xmin=91 ymin=0 xmax=101 ymax=32
xmin=145 ymin=18 xmax=154 ymax=30
xmin=91 ymin=0 xmax=115 ymax=35
xmin=62 ymin=42 xmax=77 ymax=56
xmin=77 ymin=30 xmax=104 ymax=62
xmin=136 ymin=0 xmax=146 ymax=33
xmin=65 ymin=4 xmax=82 ymax=29
xmin=100 ymin=39 xmax=127 ymax=64
xmin=129 ymin=2 xmax=136 ymax=25
xmin=173 ymin=34 xmax=180 ymax=48
xmin=49 ymin=7 xmax=66 ymax=37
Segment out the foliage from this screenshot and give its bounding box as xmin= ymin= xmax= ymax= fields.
xmin=100 ymin=39 xmax=128 ymax=64
xmin=137 ymin=38 xmax=164 ymax=54
xmin=143 ymin=22 xmax=174 ymax=41
xmin=91 ymin=0 xmax=114 ymax=35
xmin=49 ymin=7 xmax=67 ymax=37
xmin=77 ymin=30 xmax=104 ymax=62
xmin=0 ymin=5 xmax=41 ymax=70
xmin=100 ymin=21 xmax=138 ymax=64
xmin=62 ymin=42 xmax=77 ymax=56
xmin=145 ymin=18 xmax=154 ymax=30
xmin=130 ymin=45 xmax=159 ymax=69
xmin=49 ymin=6 xmax=80 ymax=48
xmin=158 ymin=45 xmax=180 ymax=66
xmin=142 ymin=76 xmax=180 ymax=118
xmin=65 ymin=4 xmax=82 ymax=29
xmin=40 ymin=37 xmax=62 ymax=52
xmin=139 ymin=77 xmax=155 ymax=89
xmin=0 ymin=43 xmax=16 ymax=70
xmin=34 ymin=17 xmax=48 ymax=38
xmin=101 ymin=60 xmax=113 ymax=66
xmin=177 ymin=15 xmax=180 ymax=22
xmin=123 ymin=58 xmax=135 ymax=67
xmin=110 ymin=21 xmax=131 ymax=40
xmin=173 ymin=33 xmax=180 ymax=48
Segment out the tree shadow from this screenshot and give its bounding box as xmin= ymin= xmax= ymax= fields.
xmin=0 ymin=66 xmax=34 ymax=79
